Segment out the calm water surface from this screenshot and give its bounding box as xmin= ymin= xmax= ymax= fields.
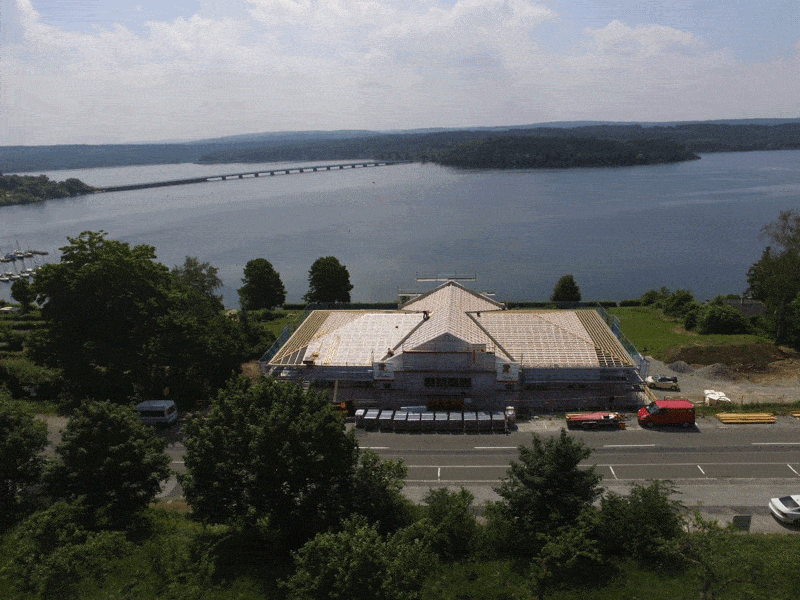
xmin=3 ymin=151 xmax=800 ymax=307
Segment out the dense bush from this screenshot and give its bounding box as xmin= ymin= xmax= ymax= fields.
xmin=697 ymin=304 xmax=751 ymax=334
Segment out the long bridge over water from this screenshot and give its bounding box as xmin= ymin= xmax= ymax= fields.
xmin=96 ymin=160 xmax=407 ymax=193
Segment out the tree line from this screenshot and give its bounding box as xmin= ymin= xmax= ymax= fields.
xmin=0 ymin=174 xmax=95 ymax=207
xmin=4 ymin=384 xmax=780 ymax=600
xmin=4 ymin=121 xmax=800 ymax=173
xmin=5 ymin=231 xmax=353 ymax=405
xmin=434 ymin=136 xmax=699 ymax=169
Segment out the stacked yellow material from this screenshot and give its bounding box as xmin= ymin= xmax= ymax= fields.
xmin=716 ymin=413 xmax=776 ymax=424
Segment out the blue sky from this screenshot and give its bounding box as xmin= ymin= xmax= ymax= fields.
xmin=2 ymin=0 xmax=798 ymax=145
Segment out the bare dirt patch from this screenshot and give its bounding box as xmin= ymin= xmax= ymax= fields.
xmin=648 ymin=344 xmax=800 ymax=406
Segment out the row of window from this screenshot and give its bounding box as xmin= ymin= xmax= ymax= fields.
xmin=424 ymin=377 xmax=472 ymax=389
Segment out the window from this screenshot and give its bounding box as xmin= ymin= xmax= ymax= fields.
xmin=424 ymin=377 xmax=472 ymax=389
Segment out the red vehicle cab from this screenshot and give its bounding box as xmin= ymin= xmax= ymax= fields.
xmin=638 ymin=399 xmax=695 ymax=427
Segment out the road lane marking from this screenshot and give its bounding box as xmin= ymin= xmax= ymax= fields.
xmin=752 ymin=442 xmax=800 ymax=445
xmin=474 ymin=446 xmax=517 ymax=450
xmin=603 ymin=444 xmax=656 ymax=448
xmin=171 ymin=461 xmax=184 ymax=464
xmin=437 ymin=467 xmax=441 ymax=482
xmin=788 ymin=464 xmax=800 ymax=476
xmin=697 ymin=465 xmax=706 ymax=475
xmin=609 ymin=467 xmax=618 ymax=480
xmin=362 ymin=446 xmax=390 ymax=450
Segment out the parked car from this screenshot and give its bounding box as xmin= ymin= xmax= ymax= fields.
xmin=134 ymin=399 xmax=178 ymax=426
xmin=769 ymin=495 xmax=800 ymax=523
xmin=645 ymin=375 xmax=680 ymax=390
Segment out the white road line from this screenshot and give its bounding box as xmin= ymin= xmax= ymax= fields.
xmin=697 ymin=465 xmax=706 ymax=475
xmin=474 ymin=446 xmax=517 ymax=450
xmin=171 ymin=461 xmax=184 ymax=464
xmin=406 ymin=480 xmax=502 ymax=484
xmin=362 ymin=446 xmax=390 ymax=450
xmin=603 ymin=444 xmax=656 ymax=448
xmin=752 ymin=442 xmax=800 ymax=445
xmin=408 ymin=465 xmax=510 ymax=468
xmin=609 ymin=466 xmax=618 ymax=480
xmin=788 ymin=464 xmax=800 ymax=476
xmin=437 ymin=467 xmax=441 ymax=482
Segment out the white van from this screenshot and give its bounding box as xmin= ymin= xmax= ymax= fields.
xmin=134 ymin=400 xmax=178 ymax=426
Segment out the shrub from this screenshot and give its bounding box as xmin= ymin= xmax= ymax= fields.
xmin=663 ymin=289 xmax=695 ymax=318
xmin=697 ymin=304 xmax=751 ymax=335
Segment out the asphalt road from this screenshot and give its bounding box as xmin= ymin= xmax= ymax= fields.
xmin=43 ymin=413 xmax=800 ymax=532
xmin=351 ymin=415 xmax=800 ymax=533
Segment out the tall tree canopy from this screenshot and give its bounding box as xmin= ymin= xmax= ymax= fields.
xmin=304 ymin=256 xmax=353 ymax=303
xmin=551 ymin=274 xmax=582 ymax=302
xmin=238 ymin=258 xmax=286 ymax=310
xmin=487 ymin=429 xmax=602 ymax=557
xmin=747 ymin=210 xmax=800 ymax=346
xmin=0 ymin=395 xmax=48 ymax=531
xmin=181 ymin=377 xmax=408 ymax=546
xmin=30 ymin=231 xmax=245 ymax=401
xmin=43 ymin=400 xmax=170 ymax=528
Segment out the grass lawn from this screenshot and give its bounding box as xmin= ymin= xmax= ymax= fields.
xmin=607 ymin=306 xmax=770 ymax=360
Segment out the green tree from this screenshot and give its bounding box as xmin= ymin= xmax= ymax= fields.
xmin=550 ymin=274 xmax=581 ymax=302
xmin=304 ymin=256 xmax=353 ymax=303
xmin=696 ymin=304 xmax=750 ymax=335
xmin=662 ymin=288 xmax=695 ymax=319
xmin=591 ymin=480 xmax=686 ymax=565
xmin=419 ymin=487 xmax=479 ymax=561
xmin=10 ymin=277 xmax=36 ymax=311
xmin=283 ymin=517 xmax=434 ymax=600
xmin=30 ymin=233 xmax=245 ymax=401
xmin=172 ymin=256 xmax=224 ymax=311
xmin=747 ymin=246 xmax=800 ymax=345
xmin=238 ymin=258 xmax=286 ymax=310
xmin=529 ymin=523 xmax=604 ymax=600
xmin=151 ymin=257 xmax=246 ymax=400
xmin=43 ymin=400 xmax=170 ymax=528
xmin=4 ymin=501 xmax=132 ymax=599
xmin=486 ymin=429 xmax=602 ymax=557
xmin=30 ymin=231 xmax=172 ymax=399
xmin=0 ymin=395 xmax=48 ymax=530
xmin=182 ymin=378 xmax=359 ymax=544
xmin=350 ymin=449 xmax=414 ymax=535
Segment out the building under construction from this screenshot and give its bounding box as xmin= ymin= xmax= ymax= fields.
xmin=261 ymin=280 xmax=646 ymax=412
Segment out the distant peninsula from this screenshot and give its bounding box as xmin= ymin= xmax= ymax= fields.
xmin=433 ymin=136 xmax=699 ymax=169
xmin=2 ymin=119 xmax=800 ymax=173
xmin=0 ymin=174 xmax=95 ymax=207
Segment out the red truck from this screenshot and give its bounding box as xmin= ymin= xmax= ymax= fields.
xmin=637 ymin=399 xmax=695 ymax=428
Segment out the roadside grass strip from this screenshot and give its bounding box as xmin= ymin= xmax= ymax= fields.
xmin=716 ymin=412 xmax=776 ymax=424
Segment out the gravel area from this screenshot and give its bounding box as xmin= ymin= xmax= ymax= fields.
xmin=644 ymin=356 xmax=800 ymax=406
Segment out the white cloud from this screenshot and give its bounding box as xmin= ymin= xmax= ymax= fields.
xmin=2 ymin=0 xmax=798 ymax=145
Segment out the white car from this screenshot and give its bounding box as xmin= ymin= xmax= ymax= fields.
xmin=645 ymin=375 xmax=679 ymax=391
xmin=769 ymin=495 xmax=800 ymax=523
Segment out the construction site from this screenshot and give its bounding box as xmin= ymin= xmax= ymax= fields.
xmin=260 ymin=279 xmax=648 ymax=413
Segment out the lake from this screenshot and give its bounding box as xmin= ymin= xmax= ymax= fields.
xmin=3 ymin=151 xmax=800 ymax=308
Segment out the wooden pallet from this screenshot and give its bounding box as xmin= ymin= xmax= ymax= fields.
xmin=716 ymin=412 xmax=776 ymax=424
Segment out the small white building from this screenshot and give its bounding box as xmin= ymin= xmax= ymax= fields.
xmin=262 ymin=281 xmax=645 ymax=412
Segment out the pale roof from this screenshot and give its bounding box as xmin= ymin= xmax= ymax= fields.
xmin=268 ymin=281 xmax=634 ymax=368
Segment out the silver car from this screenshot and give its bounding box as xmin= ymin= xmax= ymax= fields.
xmin=645 ymin=375 xmax=679 ymax=391
xmin=769 ymin=495 xmax=800 ymax=523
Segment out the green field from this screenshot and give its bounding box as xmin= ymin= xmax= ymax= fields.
xmin=608 ymin=306 xmax=771 ymax=360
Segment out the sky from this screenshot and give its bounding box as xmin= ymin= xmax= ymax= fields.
xmin=1 ymin=0 xmax=799 ymax=146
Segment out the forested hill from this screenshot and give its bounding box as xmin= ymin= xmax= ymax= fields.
xmin=433 ymin=136 xmax=698 ymax=169
xmin=0 ymin=174 xmax=95 ymax=206
xmin=2 ymin=120 xmax=800 ymax=172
